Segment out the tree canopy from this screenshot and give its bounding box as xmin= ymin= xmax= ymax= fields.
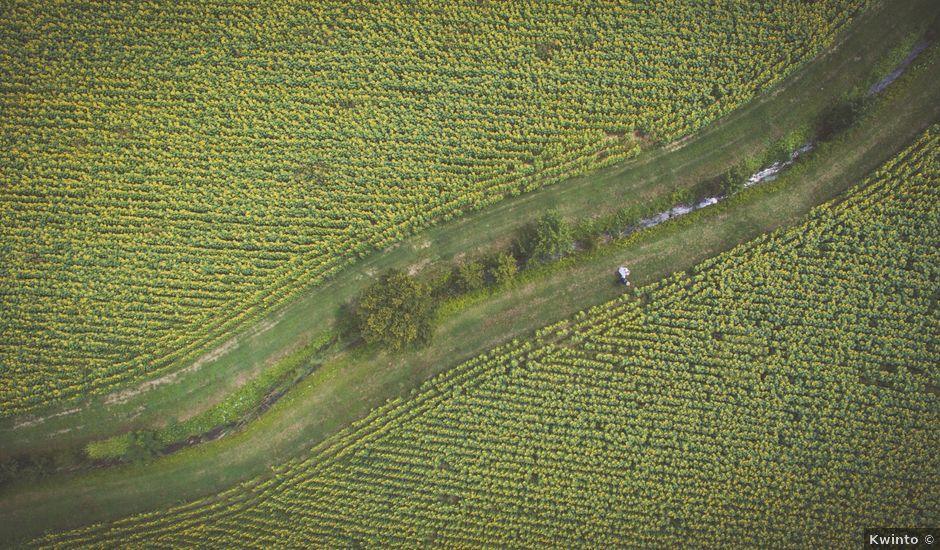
xmin=488 ymin=252 xmax=519 ymax=286
xmin=357 ymin=270 xmax=436 ymax=350
xmin=517 ymin=210 xmax=573 ymax=266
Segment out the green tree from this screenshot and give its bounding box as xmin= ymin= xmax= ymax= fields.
xmin=719 ymin=157 xmax=760 ymax=197
xmin=455 ymin=260 xmax=486 ymax=292
xmin=517 ymin=210 xmax=573 ymax=266
xmin=126 ymin=431 xmax=161 ymax=463
xmin=488 ymin=253 xmax=519 ymax=286
xmin=357 ymin=270 xmax=435 ymax=350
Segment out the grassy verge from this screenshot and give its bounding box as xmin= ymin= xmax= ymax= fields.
xmin=1 ymin=6 xmax=939 ymax=543
xmin=1 ymin=0 xmax=932 ymax=462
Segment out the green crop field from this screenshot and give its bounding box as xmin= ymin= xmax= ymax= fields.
xmin=32 ymin=126 xmax=939 ymax=548
xmin=4 ymin=1 xmax=939 ymax=547
xmin=0 ymin=0 xmax=867 ymax=416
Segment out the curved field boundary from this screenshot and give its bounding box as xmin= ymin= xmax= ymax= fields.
xmin=1 ymin=7 xmax=939 ymax=543
xmin=1 ymin=0 xmax=931 ymax=459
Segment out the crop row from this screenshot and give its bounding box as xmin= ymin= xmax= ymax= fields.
xmin=33 ymin=126 xmax=939 ymax=548
xmin=0 ymin=0 xmax=866 ymax=415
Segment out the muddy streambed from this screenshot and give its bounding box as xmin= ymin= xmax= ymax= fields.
xmin=623 ymin=142 xmax=815 ymax=237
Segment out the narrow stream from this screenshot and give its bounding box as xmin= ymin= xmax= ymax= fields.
xmin=24 ymin=36 xmax=933 ymax=480
xmin=867 ymin=40 xmax=931 ymax=96
xmin=619 ymin=38 xmax=931 ymax=240
xmin=163 ymin=36 xmax=933 ymax=459
xmin=624 ymin=142 xmax=815 ymax=237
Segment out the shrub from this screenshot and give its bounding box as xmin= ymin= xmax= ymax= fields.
xmin=455 ymin=261 xmax=486 ymax=292
xmin=488 ymin=253 xmax=519 ymax=286
xmin=86 ymin=433 xmax=134 ymax=461
xmin=517 ymin=210 xmax=573 ymax=266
